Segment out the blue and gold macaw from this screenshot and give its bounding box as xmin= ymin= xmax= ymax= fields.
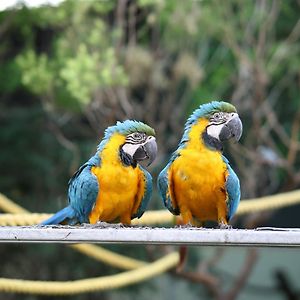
xmin=158 ymin=101 xmax=242 ymax=227
xmin=41 ymin=120 xmax=157 ymax=225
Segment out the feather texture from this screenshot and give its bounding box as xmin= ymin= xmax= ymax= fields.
xmin=223 ymin=156 xmax=240 ymax=220
xmin=41 ymin=120 xmax=155 ymax=225
xmin=157 ymin=162 xmax=180 ymax=215
xmin=132 ymin=165 xmax=153 ymax=219
xmin=157 ymin=101 xmax=241 ymax=225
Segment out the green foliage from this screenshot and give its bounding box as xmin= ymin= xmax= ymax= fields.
xmin=2 ymin=0 xmax=299 ymax=204
xmin=0 ymin=61 xmax=21 ymax=93
xmin=60 ymin=44 xmax=100 ymax=105
xmin=1 ymin=1 xmax=300 ymax=298
xmin=14 ymin=1 xmax=128 ymax=110
xmin=17 ymin=50 xmax=53 ymax=94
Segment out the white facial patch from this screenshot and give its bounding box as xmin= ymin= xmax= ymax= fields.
xmin=121 ymin=143 xmax=141 ymax=157
xmin=206 ymin=124 xmax=224 ymax=140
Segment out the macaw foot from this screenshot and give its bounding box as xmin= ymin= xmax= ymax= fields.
xmin=119 ymin=223 xmax=132 ymax=228
xmin=120 ymin=214 xmax=132 ymax=226
xmin=179 ymin=222 xmax=195 ymax=228
xmin=178 ymin=210 xmax=202 ymax=228
xmin=176 ymin=219 xmax=203 ymax=228
xmin=87 ymin=221 xmax=111 ymax=228
xmin=218 ymin=222 xmax=232 ymax=229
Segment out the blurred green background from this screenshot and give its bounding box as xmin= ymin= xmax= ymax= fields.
xmin=1 ymin=0 xmax=300 ymax=299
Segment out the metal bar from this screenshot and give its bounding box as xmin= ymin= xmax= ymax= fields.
xmin=0 ymin=226 xmax=300 ymax=247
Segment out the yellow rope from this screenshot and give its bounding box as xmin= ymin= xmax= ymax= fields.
xmin=1 ymin=189 xmax=300 ymax=227
xmin=0 ymin=189 xmax=299 ymax=295
xmin=0 ymin=193 xmax=180 ymax=294
xmin=0 ymin=211 xmax=174 ymax=226
xmin=0 ymin=193 xmax=146 ymax=270
xmin=0 ymin=252 xmax=179 ymax=295
xmin=0 ymin=213 xmax=51 ymax=226
xmin=237 ymin=189 xmax=300 ymax=215
xmin=0 ymin=193 xmax=28 ymax=214
xmin=132 ymin=210 xmax=174 ymax=225
xmin=71 ymin=244 xmax=145 ymax=270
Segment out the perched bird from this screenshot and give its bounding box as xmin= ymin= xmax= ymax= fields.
xmin=41 ymin=120 xmax=157 ymax=225
xmin=157 ymin=101 xmax=242 ymax=227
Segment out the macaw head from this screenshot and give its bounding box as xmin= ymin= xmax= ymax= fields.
xmin=100 ymin=120 xmax=157 ymax=167
xmin=183 ymin=101 xmax=242 ymax=150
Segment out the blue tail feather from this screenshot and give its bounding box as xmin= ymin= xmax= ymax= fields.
xmin=40 ymin=206 xmax=77 ymax=225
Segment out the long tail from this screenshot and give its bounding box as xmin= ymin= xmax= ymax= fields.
xmin=40 ymin=206 xmax=77 ymax=225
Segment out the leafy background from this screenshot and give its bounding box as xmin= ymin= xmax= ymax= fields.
xmin=1 ymin=0 xmax=300 ymax=299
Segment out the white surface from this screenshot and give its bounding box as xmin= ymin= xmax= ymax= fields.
xmin=0 ymin=226 xmax=300 ymax=247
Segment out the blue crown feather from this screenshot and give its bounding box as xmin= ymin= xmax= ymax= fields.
xmin=97 ymin=120 xmax=155 ymax=152
xmin=176 ymin=100 xmax=236 ymax=152
xmin=185 ymin=101 xmax=236 ymax=129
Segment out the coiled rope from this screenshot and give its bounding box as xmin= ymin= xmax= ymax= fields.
xmin=0 ymin=192 xmax=180 ymax=294
xmin=0 ymin=252 xmax=179 ymax=295
xmin=1 ymin=189 xmax=300 ymax=227
xmin=0 ymin=189 xmax=300 ymax=295
xmin=0 ymin=193 xmax=146 ymax=270
xmin=237 ymin=189 xmax=300 ymax=215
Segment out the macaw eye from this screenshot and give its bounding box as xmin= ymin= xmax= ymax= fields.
xmin=209 ymin=112 xmax=226 ymax=124
xmin=214 ymin=112 xmax=221 ymax=119
xmin=126 ymin=132 xmax=145 ymax=144
xmin=133 ymin=133 xmax=142 ymax=139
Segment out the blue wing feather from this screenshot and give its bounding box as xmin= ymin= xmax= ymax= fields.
xmin=157 ymin=159 xmax=180 ymax=215
xmin=41 ymin=154 xmax=100 ymax=225
xmin=132 ymin=166 xmax=152 ymax=219
xmin=40 ymin=206 xmax=77 ymax=225
xmin=68 ymin=155 xmax=100 ymax=223
xmin=223 ymin=155 xmax=240 ymax=220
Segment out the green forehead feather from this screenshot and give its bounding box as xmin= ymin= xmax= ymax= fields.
xmin=187 ymin=101 xmax=237 ymax=125
xmin=214 ymin=101 xmax=237 ymax=114
xmin=105 ymin=120 xmax=155 ymax=138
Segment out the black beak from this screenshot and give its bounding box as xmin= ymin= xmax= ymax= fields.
xmin=133 ymin=136 xmax=157 ymax=166
xmin=219 ymin=115 xmax=243 ymax=142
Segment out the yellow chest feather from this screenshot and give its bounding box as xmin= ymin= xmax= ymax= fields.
xmin=171 ymin=119 xmax=228 ymax=223
xmin=89 ymin=133 xmax=143 ymax=224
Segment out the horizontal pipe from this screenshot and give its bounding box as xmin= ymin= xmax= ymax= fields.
xmin=0 ymin=226 xmax=300 ymax=247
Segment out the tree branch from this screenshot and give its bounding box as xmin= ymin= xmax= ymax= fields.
xmin=220 ymin=249 xmax=258 ymax=300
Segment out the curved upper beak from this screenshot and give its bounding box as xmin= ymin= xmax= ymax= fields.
xmin=133 ymin=136 xmax=157 ymax=166
xmin=219 ymin=114 xmax=243 ymax=142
